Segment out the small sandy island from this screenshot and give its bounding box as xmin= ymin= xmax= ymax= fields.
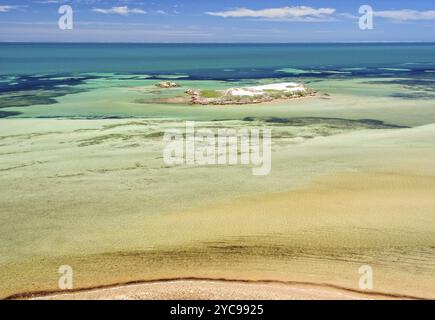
xmin=154 ymin=82 xmax=315 ymax=105
xmin=29 ymin=279 xmax=403 ymax=300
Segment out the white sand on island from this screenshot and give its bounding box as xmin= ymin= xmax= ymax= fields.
xmin=224 ymin=82 xmax=307 ymax=96
xmin=30 ymin=280 xmax=402 ymax=300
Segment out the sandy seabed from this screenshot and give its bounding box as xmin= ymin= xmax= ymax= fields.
xmin=1 ymin=84 xmax=435 ymax=300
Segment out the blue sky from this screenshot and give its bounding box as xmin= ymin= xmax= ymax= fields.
xmin=0 ymin=0 xmax=435 ymax=42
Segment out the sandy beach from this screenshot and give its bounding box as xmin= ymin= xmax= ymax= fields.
xmin=27 ymin=279 xmax=409 ymax=300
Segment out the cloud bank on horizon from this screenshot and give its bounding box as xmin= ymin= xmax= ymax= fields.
xmin=92 ymin=6 xmax=147 ymax=16
xmin=0 ymin=5 xmax=19 ymax=12
xmin=205 ymin=5 xmax=435 ymax=22
xmin=206 ymin=6 xmax=337 ymax=22
xmin=374 ymin=9 xmax=435 ymax=21
xmin=0 ymin=1 xmax=434 ymax=42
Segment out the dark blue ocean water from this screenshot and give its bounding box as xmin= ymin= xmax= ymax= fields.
xmin=1 ymin=43 xmax=435 ymax=78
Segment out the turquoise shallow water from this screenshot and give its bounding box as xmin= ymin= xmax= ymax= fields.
xmin=0 ymin=43 xmax=434 ymax=123
xmin=1 ymin=43 xmax=435 ymax=76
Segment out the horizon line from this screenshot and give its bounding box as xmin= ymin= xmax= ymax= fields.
xmin=1 ymin=41 xmax=435 ymax=44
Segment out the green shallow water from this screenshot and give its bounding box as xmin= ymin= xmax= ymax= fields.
xmin=2 ymin=76 xmax=434 ymax=128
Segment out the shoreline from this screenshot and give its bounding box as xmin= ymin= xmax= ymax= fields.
xmin=151 ymin=92 xmax=319 ymax=107
xmin=8 ymin=278 xmax=423 ymax=300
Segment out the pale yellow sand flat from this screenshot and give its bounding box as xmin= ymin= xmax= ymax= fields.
xmin=1 ymin=119 xmax=435 ymax=299
xmin=4 ymin=170 xmax=434 ymax=300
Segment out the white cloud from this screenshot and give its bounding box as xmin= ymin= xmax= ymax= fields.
xmin=93 ymin=6 xmax=147 ymax=16
xmin=337 ymin=13 xmax=359 ymax=20
xmin=374 ymin=9 xmax=435 ymax=21
xmin=0 ymin=5 xmax=18 ymax=12
xmin=206 ymin=6 xmax=336 ymax=21
xmin=35 ymin=1 xmax=69 ymax=3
